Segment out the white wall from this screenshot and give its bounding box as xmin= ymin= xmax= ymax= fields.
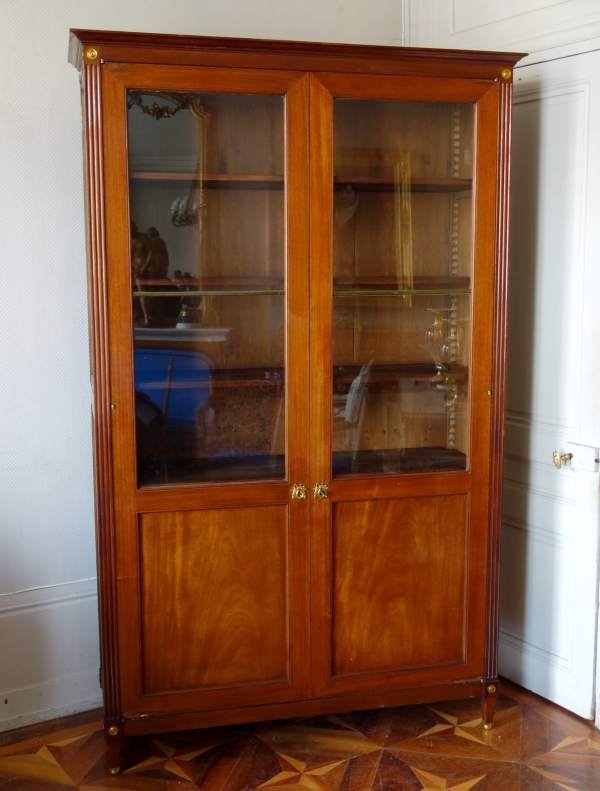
xmin=0 ymin=0 xmax=405 ymax=731
xmin=406 ymin=0 xmax=600 ymax=61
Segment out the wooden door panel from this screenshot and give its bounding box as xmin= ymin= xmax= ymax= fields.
xmin=331 ymin=495 xmax=467 ymax=677
xmin=309 ymin=73 xmax=498 ymax=699
xmin=140 ymin=505 xmax=289 ymax=694
xmin=101 ymin=65 xmax=311 ymax=716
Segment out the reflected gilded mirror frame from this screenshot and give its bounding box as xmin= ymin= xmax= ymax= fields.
xmin=128 ymin=91 xmax=210 ymax=325
xmin=335 ymin=146 xmax=415 ymax=300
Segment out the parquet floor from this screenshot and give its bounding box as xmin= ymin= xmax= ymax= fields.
xmin=0 ymin=681 xmax=598 ymax=790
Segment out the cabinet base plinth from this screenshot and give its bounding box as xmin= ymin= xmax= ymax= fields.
xmin=118 ymin=681 xmax=483 ymax=739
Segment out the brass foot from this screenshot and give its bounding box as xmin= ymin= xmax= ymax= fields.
xmin=109 ymin=768 xmax=120 ymax=775
xmin=483 ymin=723 xmax=494 ymax=730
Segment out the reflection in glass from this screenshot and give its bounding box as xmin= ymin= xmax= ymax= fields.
xmin=128 ymin=91 xmax=285 ymax=485
xmin=332 ymin=99 xmax=474 ymax=476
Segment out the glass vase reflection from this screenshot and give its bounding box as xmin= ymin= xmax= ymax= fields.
xmin=422 ymin=308 xmax=467 ymax=408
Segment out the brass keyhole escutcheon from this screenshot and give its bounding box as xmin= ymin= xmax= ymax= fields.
xmin=86 ymin=48 xmax=99 ymax=61
xmin=313 ymin=482 xmax=329 ymax=499
xmin=291 ymin=484 xmax=307 ymax=500
xmin=553 ymin=451 xmax=572 ymax=469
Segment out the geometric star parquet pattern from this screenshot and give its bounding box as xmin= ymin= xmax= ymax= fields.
xmin=0 ymin=681 xmax=598 ymax=790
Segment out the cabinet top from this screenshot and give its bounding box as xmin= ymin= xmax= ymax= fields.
xmin=69 ymin=29 xmax=525 ymax=79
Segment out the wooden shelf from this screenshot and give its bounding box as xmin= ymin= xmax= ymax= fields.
xmin=138 ymin=277 xmax=285 ymax=288
xmin=129 ymin=173 xmax=472 ymax=193
xmin=133 ymin=275 xmax=467 ymax=297
xmin=334 ymin=276 xmax=469 ymax=287
xmin=130 ymin=172 xmax=284 ymax=190
xmin=134 ymin=326 xmax=231 ymax=343
xmin=334 ymin=176 xmax=472 ymax=193
xmin=144 ymin=455 xmax=286 ymax=486
xmin=134 ymin=277 xmax=284 ymax=296
xmin=133 ymin=278 xmax=284 ymax=297
xmin=134 ymin=290 xmax=283 ymax=297
xmin=333 ymin=448 xmax=467 ymax=475
xmin=133 ymin=360 xmax=285 ymax=389
xmin=212 ymin=368 xmax=284 ymax=388
xmin=132 ymin=362 xmax=466 ymax=388
xmin=136 ymin=278 xmax=284 ymax=297
xmin=334 ymin=275 xmax=470 ymax=297
xmin=334 ymin=289 xmax=470 ymax=296
xmin=333 ymin=363 xmax=468 ymax=386
xmin=137 ymin=276 xmax=463 ymax=287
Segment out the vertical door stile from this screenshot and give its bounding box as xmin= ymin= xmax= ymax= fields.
xmin=309 ymin=74 xmax=335 ymax=697
xmin=284 ymin=71 xmax=312 ymax=698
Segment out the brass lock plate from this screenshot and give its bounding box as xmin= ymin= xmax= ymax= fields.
xmin=291 ymin=484 xmax=307 ymax=500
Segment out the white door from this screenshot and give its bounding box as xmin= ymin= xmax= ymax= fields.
xmin=500 ymin=49 xmax=600 ymax=721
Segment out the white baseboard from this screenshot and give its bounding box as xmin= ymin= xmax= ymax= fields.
xmin=0 ymin=672 xmax=102 ymax=732
xmin=0 ymin=580 xmax=102 ymax=732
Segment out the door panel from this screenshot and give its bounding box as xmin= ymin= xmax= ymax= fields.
xmin=140 ymin=505 xmax=289 ymax=694
xmin=310 ymin=72 xmax=498 ymax=697
xmin=331 ymin=495 xmax=468 ymax=677
xmin=501 ymin=51 xmax=600 ymax=720
xmin=102 ymin=64 xmax=310 ymax=715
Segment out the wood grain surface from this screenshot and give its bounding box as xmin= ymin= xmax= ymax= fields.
xmin=83 ymin=60 xmax=121 ymax=723
xmin=331 ymin=495 xmax=467 ymax=677
xmin=140 ymin=505 xmax=289 ymax=693
xmin=70 ymin=29 xmax=525 ymax=80
xmin=100 ymin=64 xmax=311 ymax=717
xmin=73 ymin=29 xmax=524 ymax=759
xmin=485 ymin=79 xmax=514 ymax=685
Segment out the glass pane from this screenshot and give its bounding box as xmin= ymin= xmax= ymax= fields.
xmin=332 ymin=99 xmax=474 ymax=476
xmin=127 ymin=91 xmax=285 ymax=485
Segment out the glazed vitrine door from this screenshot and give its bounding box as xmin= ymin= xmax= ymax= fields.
xmin=102 ymin=64 xmax=310 ymax=716
xmin=310 ymin=73 xmax=500 ymax=697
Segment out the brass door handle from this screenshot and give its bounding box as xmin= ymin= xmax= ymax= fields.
xmin=553 ymin=451 xmax=572 ymax=469
xmin=291 ymin=484 xmax=307 ymax=500
xmin=313 ymin=482 xmax=329 ymax=499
